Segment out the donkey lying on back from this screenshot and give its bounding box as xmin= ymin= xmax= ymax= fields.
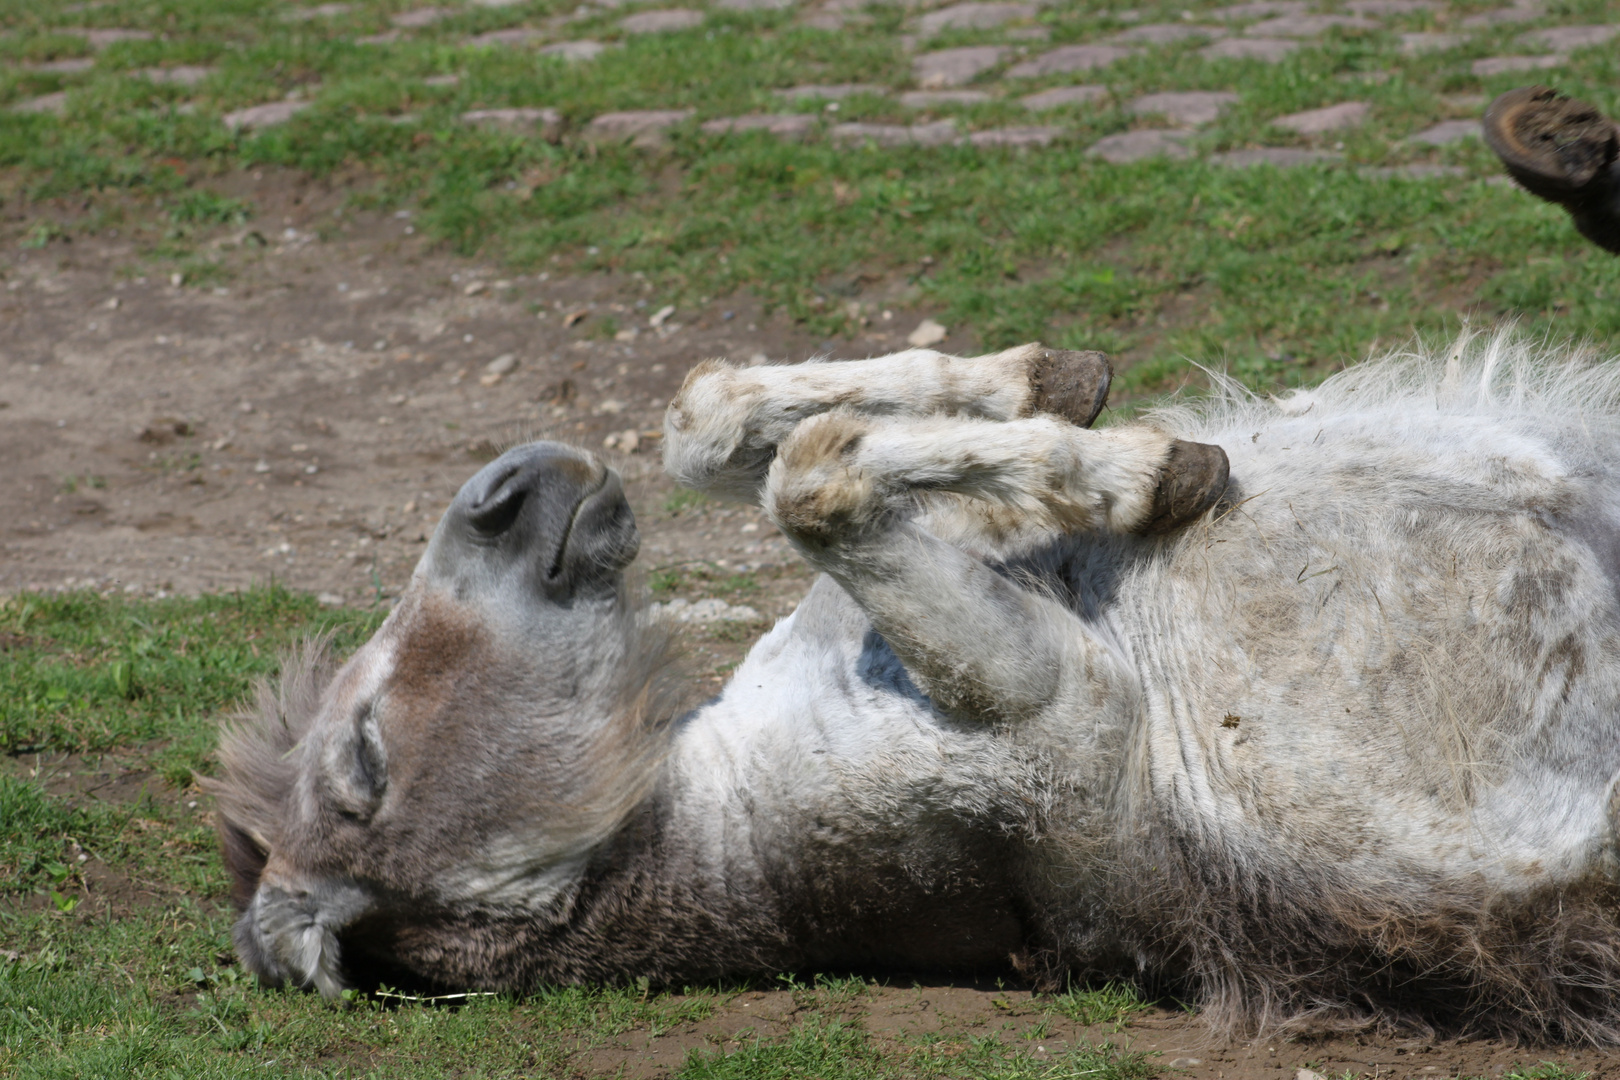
xmin=211 ymin=333 xmax=1620 ymax=1041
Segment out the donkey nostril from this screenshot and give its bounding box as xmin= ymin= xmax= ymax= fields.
xmin=467 ymin=468 xmax=528 ymax=537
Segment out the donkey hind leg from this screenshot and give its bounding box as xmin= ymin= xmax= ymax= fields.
xmin=763 ymin=412 xmax=1212 ymax=722
xmin=663 ymin=344 xmax=1112 ymax=502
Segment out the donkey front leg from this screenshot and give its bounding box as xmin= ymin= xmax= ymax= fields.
xmin=664 ymin=345 xmax=1112 ymax=501
xmin=762 ymin=412 xmax=1228 ymax=722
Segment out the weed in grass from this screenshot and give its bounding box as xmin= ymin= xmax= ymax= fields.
xmin=0 ymin=774 xmax=99 ymax=894
xmin=57 ymin=474 xmax=105 ymax=494
xmin=166 ymin=190 xmax=253 ymax=227
xmin=1044 ymin=980 xmax=1152 ymax=1029
xmin=19 ymin=220 xmax=65 ymax=249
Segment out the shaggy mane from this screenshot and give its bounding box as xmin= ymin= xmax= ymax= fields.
xmin=1149 ymin=330 xmax=1620 ymax=440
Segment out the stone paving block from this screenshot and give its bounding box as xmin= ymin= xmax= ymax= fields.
xmin=223 ymin=101 xmax=311 ymax=131
xmin=1200 ymin=37 xmax=1299 ymax=61
xmin=468 ymin=27 xmax=548 ymax=45
xmin=799 ymin=8 xmax=850 ymax=29
xmin=279 ymin=3 xmax=350 ymax=20
xmin=1408 ymin=118 xmax=1479 ymax=145
xmin=832 ymin=119 xmax=959 ymax=146
xmin=913 ymin=46 xmax=1008 ymax=87
xmin=391 ymin=6 xmax=450 ymax=27
xmin=585 ymin=109 xmax=695 ymax=147
xmin=1343 ymin=0 xmax=1436 ymax=13
xmin=1112 ymin=23 xmax=1226 ymax=44
xmin=775 ymin=83 xmax=885 ymax=100
xmin=1519 ymin=25 xmax=1619 ymax=51
xmin=1399 ymin=31 xmax=1463 ymax=53
xmin=620 ymin=9 xmax=705 ymax=32
xmin=1130 ymin=91 xmax=1238 ymax=126
xmin=9 ymin=92 xmax=68 ymax=115
xmin=1211 ymin=147 xmax=1341 ymax=167
xmin=423 ymin=74 xmax=460 ymax=87
xmin=470 ymin=0 xmax=528 ymax=6
xmin=356 ymin=31 xmax=400 ymax=44
xmin=1006 ymin=44 xmax=1133 ymax=78
xmin=917 ymin=2 xmax=1037 ymax=37
xmin=1087 ymin=129 xmax=1191 ymax=162
xmin=460 ymin=107 xmax=563 ymax=141
xmin=539 ymin=40 xmax=608 ymax=60
xmin=1359 ymin=163 xmax=1470 ymax=179
xmin=715 ymin=0 xmax=795 ymax=9
xmin=964 ymin=125 xmax=1060 ymax=147
xmin=138 ymin=65 xmax=214 ymax=86
xmin=27 ymin=58 xmax=96 ymax=74
xmin=899 ymin=89 xmax=993 ymax=107
xmin=1459 ymin=3 xmax=1542 ymax=27
xmin=701 ymin=113 xmax=817 ymax=138
xmin=1246 ymin=14 xmax=1376 ymax=36
xmin=81 ymin=28 xmax=155 ymax=47
xmin=1006 ymin=26 xmax=1050 ymax=40
xmin=1470 ymin=54 xmax=1563 ymax=76
xmin=1213 ymin=0 xmax=1304 ymax=17
xmin=1021 ymin=85 xmax=1107 ymax=111
xmin=1273 ymin=100 xmax=1369 ymax=134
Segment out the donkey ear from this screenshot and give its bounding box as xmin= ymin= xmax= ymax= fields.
xmin=219 ymin=819 xmax=271 ymax=910
xmin=321 ymin=699 xmax=388 ymax=819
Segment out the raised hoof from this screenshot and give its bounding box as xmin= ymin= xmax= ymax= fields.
xmin=1137 ymin=439 xmax=1230 ymax=536
xmin=1028 ymin=348 xmax=1114 ymax=429
xmin=1484 ymin=86 xmax=1620 ymax=254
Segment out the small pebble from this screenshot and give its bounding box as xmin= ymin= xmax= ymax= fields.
xmin=908 ymin=318 xmax=948 ymax=347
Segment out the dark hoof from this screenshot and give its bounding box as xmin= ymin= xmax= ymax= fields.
xmin=1484 ymin=85 xmax=1620 ymax=254
xmin=1028 ymin=348 xmax=1114 ymax=429
xmin=1138 ymin=440 xmax=1230 ymax=536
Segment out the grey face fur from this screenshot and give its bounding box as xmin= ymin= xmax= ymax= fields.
xmin=215 ymin=336 xmax=1620 ymax=1044
xmin=214 ymin=442 xmax=668 ymax=995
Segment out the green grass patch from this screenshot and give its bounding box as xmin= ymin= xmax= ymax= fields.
xmin=0 ymin=587 xmax=384 ymax=774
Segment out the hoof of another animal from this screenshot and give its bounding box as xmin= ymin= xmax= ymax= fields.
xmin=1137 ymin=439 xmax=1229 ymax=536
xmin=1029 ymin=348 xmax=1113 ymax=429
xmin=1484 ymin=86 xmax=1620 ymax=253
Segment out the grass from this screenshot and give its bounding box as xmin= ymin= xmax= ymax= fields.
xmin=0 ymin=0 xmax=1616 ymax=387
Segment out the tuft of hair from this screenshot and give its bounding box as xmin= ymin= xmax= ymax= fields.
xmin=1147 ymin=329 xmax=1620 ymax=440
xmin=201 ymin=638 xmax=337 ymax=910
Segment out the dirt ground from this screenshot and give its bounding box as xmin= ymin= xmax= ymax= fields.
xmin=0 ymin=167 xmax=945 ymax=612
xmin=4 ymin=173 xmax=1612 ymax=1079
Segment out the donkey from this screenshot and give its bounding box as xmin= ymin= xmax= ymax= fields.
xmin=210 ymin=332 xmax=1620 ymax=1042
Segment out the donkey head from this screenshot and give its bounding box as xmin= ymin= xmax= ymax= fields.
xmin=208 ymin=442 xmax=675 ymax=996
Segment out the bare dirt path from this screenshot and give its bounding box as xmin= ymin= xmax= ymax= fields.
xmin=0 ymin=169 xmax=960 ymax=611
